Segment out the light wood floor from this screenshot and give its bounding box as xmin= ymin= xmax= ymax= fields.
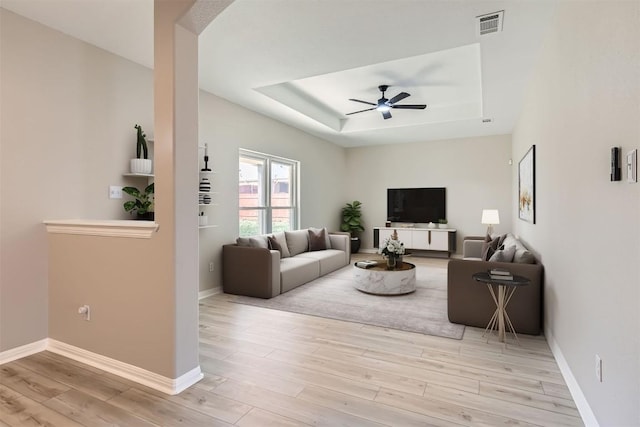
xmin=0 ymin=256 xmax=583 ymax=426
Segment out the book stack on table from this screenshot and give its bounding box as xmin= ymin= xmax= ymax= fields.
xmin=489 ymin=268 xmax=513 ymax=280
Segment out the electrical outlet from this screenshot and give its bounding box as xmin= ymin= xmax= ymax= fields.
xmin=109 ymin=186 xmax=123 ymax=199
xmin=595 ymin=354 xmax=602 ymax=382
xmin=209 ymin=262 xmax=214 ymax=272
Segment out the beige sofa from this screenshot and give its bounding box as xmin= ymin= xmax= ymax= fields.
xmin=223 ymin=228 xmax=350 ymax=298
xmin=448 ymin=233 xmax=543 ymax=335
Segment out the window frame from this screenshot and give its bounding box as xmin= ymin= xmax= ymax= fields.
xmin=239 ymin=149 xmax=299 ymax=236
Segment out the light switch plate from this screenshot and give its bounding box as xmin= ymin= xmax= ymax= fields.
xmin=109 ymin=185 xmax=123 ymax=199
xmin=627 ymin=149 xmax=637 ymax=183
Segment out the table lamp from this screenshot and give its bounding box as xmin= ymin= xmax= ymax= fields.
xmin=481 ymin=209 xmax=500 ymax=235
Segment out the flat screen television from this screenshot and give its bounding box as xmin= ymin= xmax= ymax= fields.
xmin=387 ymin=187 xmax=446 ymax=224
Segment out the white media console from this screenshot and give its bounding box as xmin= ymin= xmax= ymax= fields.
xmin=373 ymin=226 xmax=457 ymax=257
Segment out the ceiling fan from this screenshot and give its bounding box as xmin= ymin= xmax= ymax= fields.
xmin=346 ymin=85 xmax=426 ymax=120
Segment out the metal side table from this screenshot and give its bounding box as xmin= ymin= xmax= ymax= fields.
xmin=472 ymin=272 xmax=531 ymax=344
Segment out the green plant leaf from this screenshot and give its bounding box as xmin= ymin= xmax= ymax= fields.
xmin=122 ymin=186 xmax=141 ymax=197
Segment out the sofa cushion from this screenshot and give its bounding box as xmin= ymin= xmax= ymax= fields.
xmin=481 ymin=235 xmax=501 ymax=261
xmin=489 ymin=244 xmax=516 ymax=262
xmin=285 ymin=229 xmax=309 ymax=256
xmin=237 ymin=236 xmax=269 ymax=249
xmin=309 ymin=227 xmax=331 ymax=249
xmin=514 ymin=249 xmax=536 ymax=264
xmin=271 ymin=232 xmax=291 ymax=258
xmin=296 ymin=249 xmax=346 ymax=275
xmin=308 ymin=228 xmax=328 ymax=251
xmin=280 ymin=257 xmax=320 ymax=292
xmin=267 ymin=235 xmax=283 ymax=254
xmin=250 ymin=236 xmax=269 ymax=249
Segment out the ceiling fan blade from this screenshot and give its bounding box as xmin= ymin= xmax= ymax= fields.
xmin=349 ymin=98 xmax=376 ymax=106
xmin=391 ymin=104 xmax=427 ymax=109
xmin=382 ymin=111 xmax=392 ymax=120
xmin=388 ymin=92 xmax=410 ymax=105
xmin=346 ymin=107 xmax=376 ymax=115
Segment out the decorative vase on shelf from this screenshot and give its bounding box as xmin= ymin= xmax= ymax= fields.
xmin=130 ymin=158 xmax=152 ymax=174
xmin=199 ymin=178 xmax=211 ymax=192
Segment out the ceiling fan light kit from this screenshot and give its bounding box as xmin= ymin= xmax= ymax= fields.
xmin=346 ymin=85 xmax=426 ymax=120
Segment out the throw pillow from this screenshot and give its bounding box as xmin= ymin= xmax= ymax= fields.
xmin=489 ymin=245 xmax=516 ymax=262
xmin=271 ymin=231 xmax=291 ymax=258
xmin=236 ymin=237 xmax=251 ymax=247
xmin=268 ymin=235 xmax=283 ymax=254
xmin=249 ymin=236 xmax=269 ymax=249
xmin=309 ymin=226 xmax=332 ymax=249
xmin=481 ymin=235 xmax=501 ymax=261
xmin=284 ymin=229 xmax=309 ymax=256
xmin=308 ymin=228 xmax=327 ymax=251
xmin=514 ymin=249 xmax=536 ymax=264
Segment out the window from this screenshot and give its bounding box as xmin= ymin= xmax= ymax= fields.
xmin=239 ymin=149 xmax=299 ymax=237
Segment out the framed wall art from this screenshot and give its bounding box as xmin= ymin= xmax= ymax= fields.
xmin=518 ymin=145 xmax=536 ymax=223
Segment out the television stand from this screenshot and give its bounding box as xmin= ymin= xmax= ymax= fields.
xmin=373 ymin=226 xmax=457 ymax=257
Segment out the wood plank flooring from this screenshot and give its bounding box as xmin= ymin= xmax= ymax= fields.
xmin=0 ymin=256 xmax=583 ymax=426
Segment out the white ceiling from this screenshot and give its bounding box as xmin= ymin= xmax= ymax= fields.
xmin=1 ymin=0 xmax=556 ymax=147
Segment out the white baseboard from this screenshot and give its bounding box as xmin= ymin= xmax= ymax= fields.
xmin=199 ymin=287 xmax=221 ymax=300
xmin=546 ymin=329 xmax=599 ymax=427
xmin=0 ymin=339 xmax=48 ymax=365
xmin=47 ymin=339 xmax=203 ymax=395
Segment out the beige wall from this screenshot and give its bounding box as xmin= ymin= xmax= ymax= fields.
xmin=513 ymin=2 xmax=640 ymax=424
xmin=345 ymin=135 xmax=513 ymax=252
xmin=198 ymin=91 xmax=349 ymax=291
xmin=0 ymin=9 xmax=154 ymax=352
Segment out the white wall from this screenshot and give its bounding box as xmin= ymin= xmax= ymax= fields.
xmin=512 ymin=2 xmax=640 ymax=425
xmin=345 ymin=135 xmax=513 ymax=252
xmin=0 ymin=9 xmax=153 ymax=352
xmin=198 ymin=91 xmax=349 ymax=292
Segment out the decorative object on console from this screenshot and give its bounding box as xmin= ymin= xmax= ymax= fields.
xmin=518 ymin=145 xmax=536 ymax=223
xmin=427 ymin=222 xmax=435 ymax=229
xmin=130 ymin=124 xmax=152 ymax=174
xmin=378 ymin=229 xmax=405 ymax=270
xmin=122 ymin=183 xmax=154 ymax=220
xmin=201 ymin=142 xmax=211 ymax=171
xmin=438 ymin=219 xmax=448 ymax=229
xmin=481 ymin=209 xmax=500 ymax=235
xmin=340 ymin=200 xmax=364 ymax=254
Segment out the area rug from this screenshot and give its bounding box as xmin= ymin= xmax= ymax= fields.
xmin=229 ymin=261 xmax=465 ymax=340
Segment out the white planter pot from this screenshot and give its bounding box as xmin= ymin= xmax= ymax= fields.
xmin=130 ymin=158 xmax=152 ymax=174
xmin=199 ymin=215 xmax=208 ymax=226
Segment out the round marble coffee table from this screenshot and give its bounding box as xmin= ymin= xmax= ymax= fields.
xmin=353 ymin=261 xmax=416 ymax=295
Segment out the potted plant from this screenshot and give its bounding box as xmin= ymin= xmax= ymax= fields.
xmin=130 ymin=124 xmax=152 ymax=174
xmin=123 ymin=183 xmax=154 ymax=220
xmin=340 ymin=200 xmax=365 ymax=253
xmin=438 ymin=219 xmax=448 ymax=229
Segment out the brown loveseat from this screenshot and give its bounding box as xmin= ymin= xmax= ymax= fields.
xmin=447 ymin=234 xmax=543 ymax=335
xmin=223 ymin=228 xmax=350 ymax=298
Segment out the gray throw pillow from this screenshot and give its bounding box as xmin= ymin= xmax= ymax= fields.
xmin=308 ymin=228 xmax=327 ymax=251
xmin=514 ymin=249 xmax=536 ymax=264
xmin=309 ymin=226 xmax=331 ymax=249
xmin=489 ymin=245 xmax=516 ymax=262
xmin=285 ymin=229 xmax=309 ymax=256
xmin=481 ymin=235 xmax=501 ymax=261
xmin=249 ymin=236 xmax=269 ymax=249
xmin=267 ymin=235 xmax=283 ymax=254
xmin=271 ymin=231 xmax=291 ymax=258
xmin=236 ymin=237 xmax=251 ymax=247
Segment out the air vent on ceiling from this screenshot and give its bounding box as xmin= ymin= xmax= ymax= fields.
xmin=477 ymin=10 xmax=504 ymax=36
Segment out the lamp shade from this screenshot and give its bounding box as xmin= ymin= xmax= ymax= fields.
xmin=481 ymin=209 xmax=500 ymax=225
